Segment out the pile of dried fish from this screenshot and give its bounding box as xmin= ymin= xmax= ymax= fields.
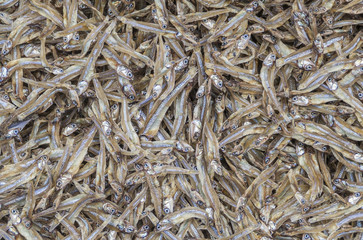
xmin=0 ymin=0 xmax=362 ymax=239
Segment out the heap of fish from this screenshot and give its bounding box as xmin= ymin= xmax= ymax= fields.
xmin=0 ymin=0 xmax=362 ymax=239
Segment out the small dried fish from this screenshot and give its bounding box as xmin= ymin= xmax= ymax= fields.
xmin=0 ymin=0 xmax=361 ymax=239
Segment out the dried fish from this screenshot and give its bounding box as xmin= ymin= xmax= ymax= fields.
xmin=0 ymin=0 xmax=361 ymax=239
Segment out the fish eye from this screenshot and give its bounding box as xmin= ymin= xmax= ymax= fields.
xmin=358 ymin=93 xmax=363 ymax=98
xmin=243 ymin=34 xmax=249 ymax=39
xmin=220 ymin=146 xmax=225 ymax=151
xmin=333 ymin=178 xmax=340 ymax=184
xmin=277 ymin=126 xmax=282 ymax=131
xmin=128 ymin=72 xmax=133 ymax=78
xmin=135 ymin=164 xmax=142 ymax=170
xmin=304 ymin=234 xmax=310 ymax=239
xmin=20 ymin=152 xmax=26 ymax=157
xmin=327 ymin=77 xmax=333 ymax=82
xmin=252 ymin=1 xmax=258 ymax=7
xmin=144 ymin=225 xmax=150 ymax=230
xmin=13 ymin=129 xmax=19 ymax=135
xmin=71 ymin=123 xmax=77 ymax=128
xmin=129 ymin=95 xmax=135 ymax=100
xmin=197 ymin=200 xmax=203 ymax=206
xmin=355 ymin=192 xmax=361 ymax=197
xmin=265 ymin=158 xmax=270 ymax=164
xmin=322 ymin=146 xmax=327 ymax=151
xmin=303 ymin=207 xmax=309 ymax=212
xmin=164 ymin=208 xmax=170 ymax=214
xmin=156 ymin=224 xmax=162 ymax=230
xmin=306 ymin=65 xmax=312 ymax=70
xmin=162 ymin=24 xmax=167 ymax=29
xmin=56 ymin=180 xmax=62 ymax=187
xmin=111 ymin=104 xmax=118 ymax=110
xmin=152 ymin=9 xmax=156 ymax=13
xmin=270 ymin=54 xmax=276 ymax=60
xmin=218 ymin=81 xmax=223 ymax=87
xmin=129 ymin=3 xmax=134 ymax=8
xmin=292 ymin=96 xmax=298 ymax=101
xmin=183 ymin=59 xmax=188 ymax=64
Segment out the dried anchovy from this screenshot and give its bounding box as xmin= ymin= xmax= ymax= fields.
xmin=0 ymin=0 xmax=362 ymax=239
